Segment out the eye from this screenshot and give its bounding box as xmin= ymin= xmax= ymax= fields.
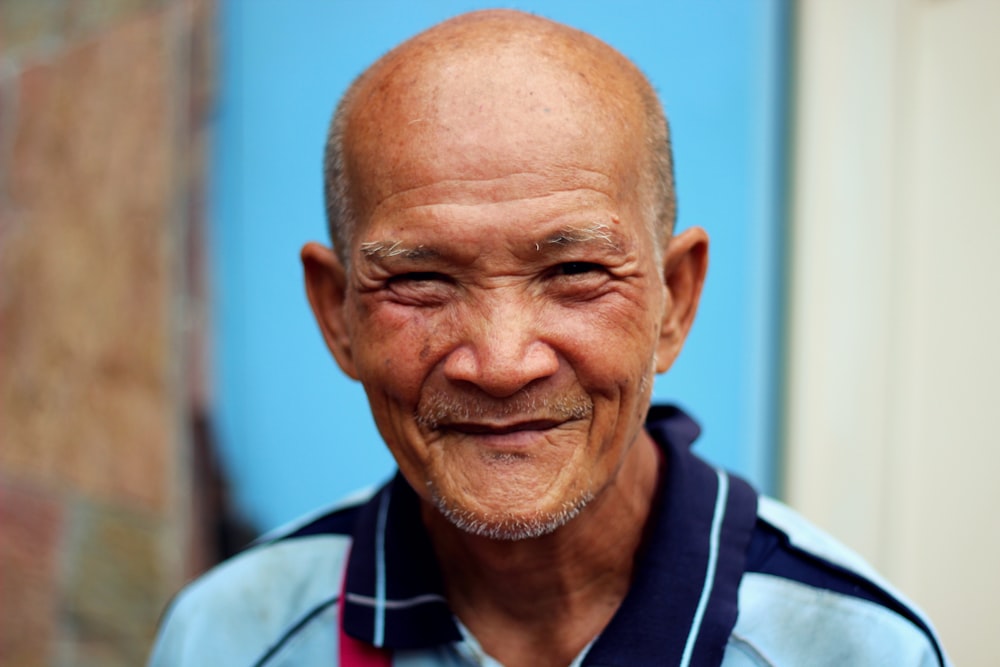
xmin=545 ymin=261 xmax=611 ymax=302
xmin=555 ymin=261 xmax=604 ymax=276
xmin=388 ymin=271 xmax=449 ymax=284
xmin=383 ymin=271 xmax=455 ymax=306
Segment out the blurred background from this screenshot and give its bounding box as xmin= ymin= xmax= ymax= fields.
xmin=0 ymin=0 xmax=996 ymax=665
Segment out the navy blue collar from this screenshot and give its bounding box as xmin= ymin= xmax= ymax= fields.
xmin=341 ymin=405 xmax=758 ymax=666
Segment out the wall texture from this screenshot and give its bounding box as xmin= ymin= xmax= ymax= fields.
xmin=785 ymin=1 xmax=1000 ymax=664
xmin=0 ymin=1 xmax=215 ymax=664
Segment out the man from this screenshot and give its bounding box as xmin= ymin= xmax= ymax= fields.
xmin=151 ymin=10 xmax=949 ymax=666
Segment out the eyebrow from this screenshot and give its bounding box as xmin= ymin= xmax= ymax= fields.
xmin=539 ymin=223 xmax=621 ymax=252
xmin=358 ymin=222 xmax=623 ymax=263
xmin=359 ymin=240 xmax=439 ymax=261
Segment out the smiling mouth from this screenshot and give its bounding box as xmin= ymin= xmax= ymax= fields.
xmin=415 ymin=390 xmax=593 ymax=435
xmin=444 ymin=419 xmax=564 ymax=436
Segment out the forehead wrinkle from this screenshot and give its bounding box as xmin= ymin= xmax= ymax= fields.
xmin=369 ymin=171 xmax=618 ymax=213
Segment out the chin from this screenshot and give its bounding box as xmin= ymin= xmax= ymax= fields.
xmin=428 ymin=485 xmax=595 ymax=541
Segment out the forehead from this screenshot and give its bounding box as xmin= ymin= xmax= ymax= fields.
xmin=342 ymin=31 xmax=648 ymax=223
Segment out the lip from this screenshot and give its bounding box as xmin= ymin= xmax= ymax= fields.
xmin=445 ymin=419 xmax=563 ymax=436
xmin=438 ymin=419 xmax=565 ymax=449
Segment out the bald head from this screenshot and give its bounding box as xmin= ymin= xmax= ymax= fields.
xmin=323 ymin=10 xmax=675 ymax=262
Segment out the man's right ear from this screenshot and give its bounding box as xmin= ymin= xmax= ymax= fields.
xmin=301 ymin=242 xmax=359 ymax=380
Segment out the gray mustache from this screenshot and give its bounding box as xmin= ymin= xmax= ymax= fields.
xmin=415 ymin=390 xmax=593 ymax=429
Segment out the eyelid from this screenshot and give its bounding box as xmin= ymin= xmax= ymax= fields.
xmin=554 ymin=261 xmax=607 ymax=276
xmin=382 ymin=270 xmax=456 ymax=307
xmin=387 ymin=271 xmax=450 ymax=282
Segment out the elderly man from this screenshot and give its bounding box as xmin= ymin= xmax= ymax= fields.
xmin=151 ymin=10 xmax=948 ymax=667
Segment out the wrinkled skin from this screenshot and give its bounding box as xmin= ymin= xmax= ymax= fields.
xmin=302 ymin=10 xmax=708 ymax=665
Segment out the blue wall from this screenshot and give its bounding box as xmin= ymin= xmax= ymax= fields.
xmin=212 ymin=1 xmax=789 ymax=532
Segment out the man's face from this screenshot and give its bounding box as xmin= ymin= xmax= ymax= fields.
xmin=306 ymin=45 xmax=701 ymax=540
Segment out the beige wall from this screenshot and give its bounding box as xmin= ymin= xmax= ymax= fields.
xmin=0 ymin=1 xmax=215 ymax=664
xmin=785 ymin=1 xmax=1000 ymax=664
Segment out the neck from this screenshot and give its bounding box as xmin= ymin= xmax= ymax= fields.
xmin=422 ymin=431 xmax=662 ymax=667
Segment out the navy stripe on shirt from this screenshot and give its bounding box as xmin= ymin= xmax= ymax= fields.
xmin=266 ymin=405 xmax=945 ymax=666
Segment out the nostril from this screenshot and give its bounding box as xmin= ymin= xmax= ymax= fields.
xmin=443 ymin=335 xmax=559 ymax=398
xmin=442 ymin=344 xmax=479 ymax=383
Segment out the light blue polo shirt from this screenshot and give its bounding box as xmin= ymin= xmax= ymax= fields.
xmin=150 ymin=406 xmax=950 ymax=666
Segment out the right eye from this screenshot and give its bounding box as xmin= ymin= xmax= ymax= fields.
xmin=388 ymin=271 xmax=449 ymax=284
xmin=385 ymin=272 xmax=455 ymax=306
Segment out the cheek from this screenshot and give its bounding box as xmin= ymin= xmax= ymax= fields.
xmin=350 ymin=301 xmax=456 ymax=399
xmin=549 ymin=298 xmax=661 ymax=378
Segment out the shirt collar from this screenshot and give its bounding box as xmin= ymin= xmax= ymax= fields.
xmin=583 ymin=405 xmax=758 ymax=666
xmin=340 ymin=473 xmax=460 ymax=647
xmin=341 ymin=405 xmax=758 ymax=666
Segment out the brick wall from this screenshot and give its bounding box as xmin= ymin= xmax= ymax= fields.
xmin=0 ymin=1 xmax=215 ymax=664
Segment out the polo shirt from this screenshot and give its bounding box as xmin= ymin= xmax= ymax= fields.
xmin=149 ymin=405 xmax=950 ymax=666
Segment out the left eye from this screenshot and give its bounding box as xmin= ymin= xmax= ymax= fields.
xmin=557 ymin=262 xmax=603 ymax=276
xmin=388 ymin=271 xmax=450 ymax=284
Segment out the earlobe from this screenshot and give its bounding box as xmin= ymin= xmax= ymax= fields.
xmin=301 ymin=242 xmax=360 ymax=380
xmin=655 ymin=227 xmax=709 ymax=374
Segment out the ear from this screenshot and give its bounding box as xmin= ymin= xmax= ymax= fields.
xmin=301 ymin=242 xmax=359 ymax=380
xmin=655 ymin=227 xmax=709 ymax=374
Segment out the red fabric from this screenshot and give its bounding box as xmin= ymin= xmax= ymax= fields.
xmin=339 ymin=626 xmax=392 ymax=667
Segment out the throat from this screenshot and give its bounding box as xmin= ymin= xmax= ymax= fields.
xmin=437 ymin=537 xmax=635 ymax=667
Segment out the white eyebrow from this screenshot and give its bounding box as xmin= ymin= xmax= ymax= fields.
xmin=540 ymin=223 xmax=620 ymax=251
xmin=359 ymin=241 xmax=438 ymax=261
xmin=360 ymin=223 xmax=621 ymax=258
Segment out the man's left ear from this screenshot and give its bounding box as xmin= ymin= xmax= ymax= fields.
xmin=655 ymin=227 xmax=709 ymax=373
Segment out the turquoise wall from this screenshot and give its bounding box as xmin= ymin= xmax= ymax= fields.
xmin=212 ymin=1 xmax=789 ymax=532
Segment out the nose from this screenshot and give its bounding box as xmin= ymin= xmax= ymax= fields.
xmin=442 ymin=294 xmax=559 ymax=398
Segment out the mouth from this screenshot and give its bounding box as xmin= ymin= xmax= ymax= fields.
xmin=433 ymin=418 xmax=575 ymax=451
xmin=415 ymin=390 xmax=594 ymax=447
xmin=444 ymin=419 xmax=564 ymax=436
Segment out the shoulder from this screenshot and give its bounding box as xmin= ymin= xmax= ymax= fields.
xmin=148 ymin=492 xmax=373 ymax=666
xmin=726 ymin=496 xmax=950 ymax=666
